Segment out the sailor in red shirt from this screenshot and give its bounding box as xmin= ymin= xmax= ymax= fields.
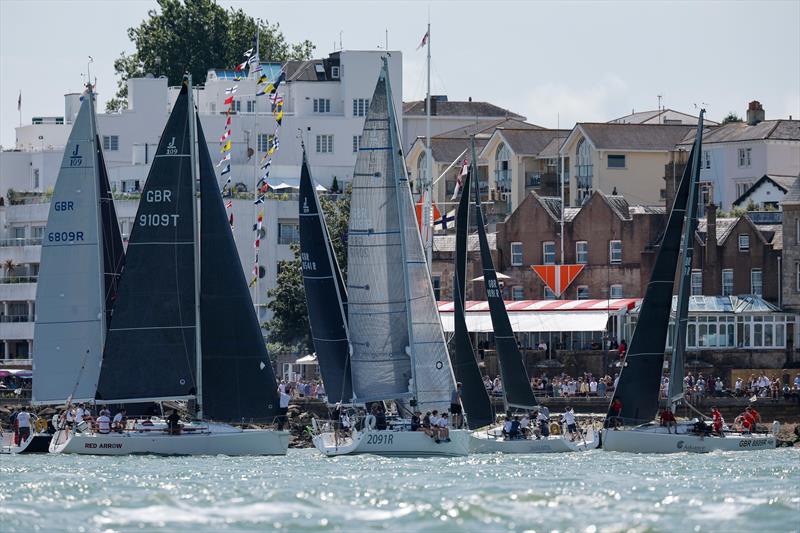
xmin=659 ymin=407 xmax=677 ymax=434
xmin=711 ymin=407 xmax=724 ymax=436
xmin=608 ymin=398 xmax=623 ymax=429
xmin=748 ymin=406 xmax=761 ymax=425
xmin=740 ymin=409 xmax=755 ymax=433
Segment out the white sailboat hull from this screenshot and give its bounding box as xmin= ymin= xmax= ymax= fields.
xmin=470 ymin=426 xmax=598 ymax=453
xmin=312 ymin=428 xmax=470 ymax=457
xmin=602 ymin=425 xmax=776 ymax=453
xmin=49 ymin=423 xmax=289 ymax=456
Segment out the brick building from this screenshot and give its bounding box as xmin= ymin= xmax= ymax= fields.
xmin=782 ymin=179 xmax=800 ymax=314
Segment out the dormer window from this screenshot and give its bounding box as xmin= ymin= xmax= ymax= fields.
xmin=331 ymin=66 xmax=340 ymax=79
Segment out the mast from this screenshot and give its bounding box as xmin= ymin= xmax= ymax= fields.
xmin=187 ymin=74 xmax=203 ymax=418
xmin=668 ymin=109 xmax=705 ymax=408
xmin=88 ymin=83 xmax=107 ymax=354
xmin=387 ymin=58 xmax=419 ymax=402
xmin=423 ymin=20 xmax=433 ymax=268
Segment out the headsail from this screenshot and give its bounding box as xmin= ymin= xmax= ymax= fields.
xmin=97 ymin=138 xmax=125 ymax=324
xmin=471 ymin=140 xmax=537 ymax=410
xmin=605 ymin=145 xmax=697 ymax=425
xmin=33 ymin=92 xmax=115 ymax=404
xmin=667 ymin=111 xmax=705 ymax=406
xmin=346 ymin=66 xmax=413 ymax=403
xmin=452 ymin=165 xmax=494 ymax=427
xmin=196 ymin=118 xmax=280 ymax=421
xmin=299 ymin=150 xmax=353 ymax=404
xmin=96 ymin=85 xmax=197 ymax=403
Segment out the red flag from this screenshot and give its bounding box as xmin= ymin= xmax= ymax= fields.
xmin=224 ymin=96 xmax=234 ymax=105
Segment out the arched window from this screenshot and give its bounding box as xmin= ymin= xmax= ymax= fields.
xmin=416 ymin=152 xmax=428 ymax=194
xmin=495 ymin=142 xmax=511 ymax=191
xmin=576 ymin=138 xmax=593 ymax=201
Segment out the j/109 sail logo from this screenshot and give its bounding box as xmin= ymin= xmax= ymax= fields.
xmin=165 ymin=137 xmax=178 ymax=155
xmin=69 ymin=144 xmax=83 ymax=167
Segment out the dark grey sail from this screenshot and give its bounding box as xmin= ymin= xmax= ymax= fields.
xmin=97 ymin=137 xmax=125 ymax=324
xmin=197 ymin=119 xmax=280 ymax=422
xmin=667 ymin=112 xmax=705 ymax=405
xmin=97 ymin=85 xmax=197 ymax=403
xmin=471 ymin=143 xmax=537 ymax=410
xmin=453 ymin=166 xmax=494 ymax=427
xmin=299 ymin=150 xmax=353 ymax=404
xmin=605 ymin=145 xmax=697 ymax=425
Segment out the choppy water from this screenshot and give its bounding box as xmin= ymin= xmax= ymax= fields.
xmin=1 ymin=448 xmax=798 ymax=532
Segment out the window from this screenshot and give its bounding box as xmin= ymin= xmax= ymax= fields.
xmin=258 ymin=133 xmax=275 ymax=153
xmin=691 ymin=269 xmax=703 ymax=296
xmin=511 ymin=242 xmax=523 ymax=266
xmin=542 ymin=241 xmax=555 ymax=265
xmin=577 ymin=285 xmax=589 ymax=299
xmin=352 ymin=98 xmax=369 ymax=117
xmin=738 ymin=234 xmax=749 ymax=252
xmin=738 ymin=147 xmax=752 ymax=167
xmin=751 ymin=268 xmax=762 ymax=296
xmin=610 ymin=284 xmax=623 ymax=298
xmin=416 ymin=152 xmax=428 ymax=192
xmin=722 ymin=269 xmax=734 ymax=296
xmin=246 ymin=100 xmax=256 ymax=113
xmin=796 ymin=262 xmax=800 ymax=292
xmin=277 ymin=222 xmax=300 ymax=245
xmin=796 ymin=217 xmax=799 ymax=245
xmin=576 ymin=241 xmax=588 ymax=264
xmin=432 ymin=275 xmax=441 ymax=301
xmin=495 ymin=142 xmax=511 ymax=191
xmin=352 ymin=135 xmax=362 ymax=153
xmin=12 ymin=227 xmax=25 ymax=239
xmin=607 ymin=154 xmax=626 ymax=168
xmin=315 ymin=134 xmax=334 ymax=154
xmin=512 ymin=286 xmax=524 ymax=301
xmin=576 ymin=138 xmax=593 ymax=195
xmin=232 ymin=99 xmax=241 ymax=113
xmin=31 ymin=226 xmax=44 ymax=240
xmin=699 ymin=183 xmax=712 ymax=206
xmin=703 ymin=150 xmax=711 ymax=169
xmin=33 ymin=168 xmax=40 ymax=189
xmin=313 ymin=98 xmax=331 ymax=113
xmin=102 ymin=135 xmax=119 ymax=151
xmin=609 ymin=240 xmax=622 ymax=264
xmin=543 ymin=286 xmax=556 ymax=300
xmin=331 ymin=66 xmax=340 ymax=79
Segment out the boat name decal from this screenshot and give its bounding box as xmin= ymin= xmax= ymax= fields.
xmin=84 ymin=442 xmax=123 ymax=449
xmin=739 ymin=439 xmax=772 ymax=448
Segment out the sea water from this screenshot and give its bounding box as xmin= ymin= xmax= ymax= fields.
xmin=1 ymin=448 xmax=798 ymax=532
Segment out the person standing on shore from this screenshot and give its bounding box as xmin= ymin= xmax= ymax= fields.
xmin=277 ymin=387 xmax=291 ymax=430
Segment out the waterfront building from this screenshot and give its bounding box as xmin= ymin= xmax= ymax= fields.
xmin=609 ymin=108 xmax=718 ymax=126
xmin=732 ymin=175 xmax=798 ymax=210
xmin=677 ymin=101 xmax=800 ymax=211
xmin=782 ymin=179 xmax=800 ymax=315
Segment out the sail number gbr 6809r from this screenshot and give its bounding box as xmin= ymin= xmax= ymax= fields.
xmin=138 ymin=189 xmax=179 ymax=227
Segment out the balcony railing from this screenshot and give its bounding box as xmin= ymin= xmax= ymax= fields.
xmin=0 ymin=238 xmax=42 ymax=247
xmin=0 ymin=276 xmax=38 ymax=284
xmin=577 ymin=175 xmax=593 ymax=190
xmin=494 ymin=169 xmax=511 ymax=189
xmin=0 ymin=314 xmax=32 ymax=323
xmin=526 ymin=172 xmax=541 ymax=187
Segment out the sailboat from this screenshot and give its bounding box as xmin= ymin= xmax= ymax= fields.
xmin=602 ymin=110 xmax=776 ymax=453
xmin=2 ymin=86 xmax=124 ymax=455
xmin=50 ymin=78 xmax=289 ymax=456
xmin=298 ymin=147 xmax=353 ymax=405
xmin=310 ymin=59 xmax=469 ymax=457
xmin=463 ymin=139 xmax=597 ymax=454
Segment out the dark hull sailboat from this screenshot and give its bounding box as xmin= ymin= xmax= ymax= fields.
xmin=299 ymin=150 xmax=353 ymax=405
xmin=602 ymin=110 xmax=775 ymax=453
xmin=52 ymin=80 xmax=288 ymax=456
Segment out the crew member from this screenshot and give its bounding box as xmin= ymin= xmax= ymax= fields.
xmin=711 ymin=407 xmax=724 ymax=436
xmin=96 ymin=411 xmax=111 ymax=434
xmin=450 ymin=383 xmax=464 ymax=429
xmin=659 ymin=407 xmax=677 ymax=434
xmin=16 ymin=409 xmax=31 ymax=444
xmin=166 ymin=409 xmax=181 ymax=435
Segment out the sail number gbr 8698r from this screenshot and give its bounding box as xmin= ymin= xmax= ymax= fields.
xmin=138 ymin=190 xmax=179 ymax=227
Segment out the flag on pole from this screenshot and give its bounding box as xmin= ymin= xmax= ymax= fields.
xmin=17 ymin=91 xmax=21 ymax=111
xmin=224 ymin=95 xmax=234 ymax=106
xmin=220 ymin=140 xmax=232 ymax=153
xmin=217 ymin=152 xmax=231 ymax=167
xmin=235 ymin=61 xmax=247 ymax=71
xmin=451 ymin=159 xmax=469 ymax=200
xmin=417 ymin=30 xmax=429 ymax=50
xmin=225 ymin=200 xmax=233 ymax=209
xmin=220 ymin=164 xmax=231 ymax=175
xmin=220 ymin=130 xmax=231 ymax=142
xmin=254 ymin=196 xmax=264 ymax=205
xmin=224 ymin=85 xmax=238 ymax=95
xmin=243 ymin=48 xmax=254 ymax=58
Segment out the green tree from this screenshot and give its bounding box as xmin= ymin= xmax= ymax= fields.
xmin=722 ymin=112 xmax=743 ymax=124
xmin=106 ymin=0 xmax=314 ymax=111
xmin=264 ymin=191 xmax=350 ymax=352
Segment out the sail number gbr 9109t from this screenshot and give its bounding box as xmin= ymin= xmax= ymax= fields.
xmin=138 ymin=189 xmax=179 ymax=227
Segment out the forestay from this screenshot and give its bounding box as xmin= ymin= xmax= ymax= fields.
xmin=33 ymin=93 xmax=114 ymax=404
xmin=96 ymin=85 xmax=197 ymax=403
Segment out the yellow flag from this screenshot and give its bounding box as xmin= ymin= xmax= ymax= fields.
xmin=220 ymin=140 xmax=231 ymax=152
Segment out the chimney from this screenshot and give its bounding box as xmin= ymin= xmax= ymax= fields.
xmin=746 ymin=100 xmax=765 ymax=126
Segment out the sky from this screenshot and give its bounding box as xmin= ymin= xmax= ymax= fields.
xmin=1 ymin=0 xmax=799 ymax=148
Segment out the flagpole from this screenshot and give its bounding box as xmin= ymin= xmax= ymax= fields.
xmin=424 ymin=20 xmax=433 ymax=269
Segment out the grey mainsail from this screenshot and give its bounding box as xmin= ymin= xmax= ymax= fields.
xmin=299 ymin=149 xmax=353 ymax=404
xmin=347 ymin=60 xmax=455 ymax=411
xmin=96 ymin=85 xmax=197 ymax=403
xmin=33 ymin=91 xmax=117 ymax=404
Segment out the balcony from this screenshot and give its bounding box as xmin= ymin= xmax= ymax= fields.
xmin=0 ymin=238 xmax=42 ymax=247
xmin=0 ymin=276 xmax=38 ymax=284
xmin=494 ymin=169 xmax=511 ymax=191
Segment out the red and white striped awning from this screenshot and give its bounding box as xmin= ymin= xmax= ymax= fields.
xmin=437 ymin=299 xmax=640 ymax=333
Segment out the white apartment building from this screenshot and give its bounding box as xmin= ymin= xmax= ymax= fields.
xmin=0 ymin=49 xmax=401 ymax=365
xmin=678 ymin=101 xmax=800 ymax=211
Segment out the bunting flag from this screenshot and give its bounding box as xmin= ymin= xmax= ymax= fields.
xmin=269 ymin=71 xmax=286 ymax=99
xmin=243 ymin=48 xmax=254 ymax=58
xmin=217 ymin=152 xmax=231 ymax=167
xmin=261 ymin=158 xmax=271 ymax=171
xmin=229 ymin=212 xmax=234 ymax=228
xmin=235 ymin=61 xmax=247 ymax=71
xmin=435 ymin=209 xmax=456 ymax=230
xmin=257 ymin=74 xmax=268 ymax=85
xmin=220 ymin=140 xmax=232 ymax=153
xmin=225 ymin=200 xmax=233 ymax=209
xmin=225 ymin=115 xmax=232 ymax=128
xmin=220 ymin=164 xmax=231 ymax=176
xmin=254 ymin=196 xmax=264 ymax=205
xmin=220 ymin=130 xmax=231 ymax=142
xmin=225 ymin=85 xmax=238 ymax=95
xmin=251 ymin=63 xmax=262 ymax=74
xmin=451 ymin=159 xmax=469 ymax=200
xmin=414 ymin=193 xmax=442 ymax=231
xmin=224 ymin=95 xmax=234 ymax=106
xmin=221 ymin=177 xmax=232 ymax=194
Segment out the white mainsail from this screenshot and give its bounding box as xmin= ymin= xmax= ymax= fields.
xmin=347 ymin=60 xmax=455 ymax=412
xmin=33 ymin=95 xmax=106 ymax=404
